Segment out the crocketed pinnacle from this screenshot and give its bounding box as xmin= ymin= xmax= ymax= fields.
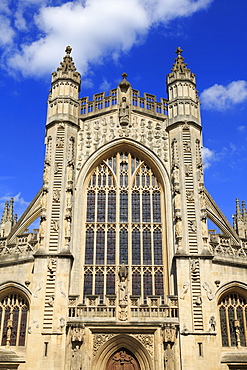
xmin=57 ymin=46 xmax=77 ymax=72
xmin=171 ymin=47 xmax=190 ymax=73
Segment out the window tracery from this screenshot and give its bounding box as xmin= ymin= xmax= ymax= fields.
xmin=219 ymin=291 xmax=247 ymax=347
xmin=0 ymin=292 xmax=28 ymax=346
xmin=83 ymin=152 xmax=165 ymax=303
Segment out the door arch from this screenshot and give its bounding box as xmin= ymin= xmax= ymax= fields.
xmin=106 ymin=348 xmax=140 ymax=370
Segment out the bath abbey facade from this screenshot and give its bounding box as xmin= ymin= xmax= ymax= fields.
xmin=0 ymin=47 xmax=247 ymax=370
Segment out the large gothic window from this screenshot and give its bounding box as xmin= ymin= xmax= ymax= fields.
xmin=0 ymin=292 xmax=28 ymax=346
xmin=83 ymin=152 xmax=165 ymax=303
xmin=219 ymin=291 xmax=247 ymax=347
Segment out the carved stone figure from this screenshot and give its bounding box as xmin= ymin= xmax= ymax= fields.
xmin=71 ymin=345 xmax=82 ymax=370
xmin=202 ymin=282 xmax=214 ymax=300
xmin=209 ymin=316 xmax=216 ymax=332
xmin=119 ymin=97 xmax=129 ymax=126
xmin=180 ymin=282 xmax=189 ymax=299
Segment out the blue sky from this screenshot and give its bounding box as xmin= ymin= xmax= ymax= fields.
xmin=0 ymin=0 xmax=247 ymax=228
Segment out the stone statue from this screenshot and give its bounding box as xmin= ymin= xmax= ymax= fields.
xmin=71 ymin=345 xmax=82 ymax=370
xmin=119 ymin=97 xmax=129 ymax=126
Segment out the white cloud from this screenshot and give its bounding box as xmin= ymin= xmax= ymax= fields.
xmin=99 ymin=79 xmax=111 ymax=92
xmin=202 ymin=147 xmax=215 ymax=169
xmin=0 ymin=15 xmax=15 ymax=45
xmin=1 ymin=0 xmax=212 ymax=77
xmin=0 ymin=192 xmax=30 ymax=219
xmin=201 ymin=80 xmax=247 ymax=111
xmin=237 ymin=125 xmax=246 ymax=132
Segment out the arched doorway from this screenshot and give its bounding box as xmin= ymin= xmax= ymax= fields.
xmin=106 ymin=348 xmax=140 ymax=370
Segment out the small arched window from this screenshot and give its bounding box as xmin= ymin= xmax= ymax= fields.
xmin=219 ymin=291 xmax=247 ymax=347
xmin=0 ymin=292 xmax=29 ymax=346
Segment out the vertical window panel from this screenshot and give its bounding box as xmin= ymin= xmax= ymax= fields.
xmin=1 ymin=307 xmax=10 ymax=346
xmin=10 ymin=307 xmax=19 ymax=346
xmin=108 ymin=192 xmax=116 ymax=222
xmin=220 ymin=306 xmax=228 ymax=347
xmin=228 ymin=307 xmax=236 ymax=346
xmin=142 ymin=192 xmax=151 ymax=222
xmin=106 ymin=273 xmax=115 ymax=295
xmin=155 ymin=271 xmax=164 ymax=296
xmin=86 ymin=191 xmax=95 ymax=222
xmin=132 ymin=272 xmax=141 ymax=296
xmin=95 ymin=272 xmax=104 ymax=302
xmin=143 ymin=229 xmax=152 ymax=265
xmin=97 ymin=191 xmax=106 ymax=222
xmin=84 ymin=272 xmax=93 ymax=296
xmin=132 ymin=192 xmax=140 ymax=222
xmin=237 ymin=306 xmax=246 ymax=346
xmin=120 ymin=229 xmax=128 ymax=264
xmin=153 ymin=229 xmax=162 ymax=265
xmin=96 ymin=229 xmax=105 ymax=264
xmin=132 ymin=229 xmax=141 ymax=265
xmin=153 ymin=192 xmax=161 ymax=222
xmin=85 ymin=229 xmax=94 ymax=264
xmin=120 ymin=192 xmax=128 ymax=222
xmin=143 ymin=271 xmax=152 ymax=299
xmin=18 ymin=307 xmax=28 ymax=346
xmin=107 ymin=229 xmax=116 ymax=265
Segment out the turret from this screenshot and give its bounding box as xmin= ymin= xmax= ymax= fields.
xmin=233 ymin=198 xmax=247 ymax=238
xmin=0 ymin=198 xmax=17 ymax=237
xmin=167 ymin=47 xmax=201 ymax=126
xmin=47 ymin=46 xmax=81 ymax=126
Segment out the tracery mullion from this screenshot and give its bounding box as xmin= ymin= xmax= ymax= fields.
xmin=128 ymin=153 xmax=132 ymax=268
xmin=16 ymin=305 xmax=22 ymax=346
xmin=115 ymin=153 xmax=120 ymax=267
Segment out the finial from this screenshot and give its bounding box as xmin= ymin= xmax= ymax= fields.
xmin=65 ymin=46 xmax=72 ymax=55
xmin=175 ymin=47 xmax=183 ymax=57
xmin=121 ymin=73 xmax=128 ymax=80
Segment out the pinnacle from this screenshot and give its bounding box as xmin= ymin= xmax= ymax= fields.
xmin=171 ymin=46 xmax=189 ymax=73
xmin=57 ymin=46 xmax=77 ymax=73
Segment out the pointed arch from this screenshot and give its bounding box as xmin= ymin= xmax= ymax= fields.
xmin=74 ymin=139 xmax=174 ymax=304
xmin=92 ymin=334 xmax=154 ymax=370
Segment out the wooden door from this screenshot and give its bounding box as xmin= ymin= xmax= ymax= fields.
xmin=106 ymin=348 xmax=141 ymax=370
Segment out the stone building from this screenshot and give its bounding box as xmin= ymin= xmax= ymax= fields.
xmin=0 ymin=46 xmax=247 ymax=370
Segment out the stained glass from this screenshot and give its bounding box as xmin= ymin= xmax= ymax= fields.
xmin=1 ymin=307 xmax=10 ymax=346
xmin=120 ymin=229 xmax=128 ymax=264
xmin=97 ymin=191 xmax=106 ymax=222
xmin=153 ymin=229 xmax=162 ymax=265
xmin=143 ymin=229 xmax=152 ymax=265
xmin=96 ymin=229 xmax=105 ymax=264
xmin=132 ymin=229 xmax=140 ymax=265
xmin=237 ymin=306 xmax=246 ymax=346
xmin=84 ymin=152 xmax=164 ymax=304
xmin=142 ymin=192 xmax=151 ymax=222
xmin=106 ymin=273 xmax=115 ymax=295
xmin=85 ymin=229 xmax=94 ymax=264
xmin=228 ymin=307 xmax=236 ymax=346
xmin=132 ymin=272 xmax=141 ymax=296
xmin=107 ymin=229 xmax=116 ymax=264
xmin=95 ymin=272 xmax=104 ymax=302
xmin=108 ymin=192 xmax=116 ymax=222
xmin=10 ymin=307 xmax=19 ymax=346
xmin=18 ymin=307 xmax=27 ymax=346
xmin=155 ymin=271 xmax=164 ymax=296
xmin=132 ymin=192 xmax=140 ymax=222
xmin=153 ymin=192 xmax=161 ymax=222
xmin=120 ymin=192 xmax=128 ymax=222
xmin=143 ymin=271 xmax=152 ymax=298
xmin=220 ymin=306 xmax=228 ymax=346
xmin=84 ymin=272 xmax=93 ymax=296
xmin=86 ymin=191 xmax=95 ymax=222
